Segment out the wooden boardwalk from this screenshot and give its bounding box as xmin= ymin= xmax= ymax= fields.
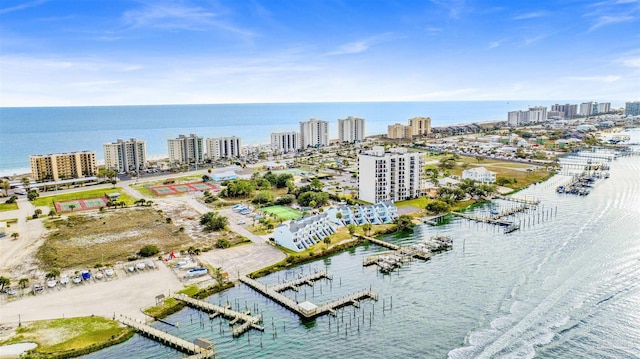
xmin=495 ymin=195 xmax=540 ymax=205
xmin=173 ymin=294 xmax=264 ymax=337
xmin=116 ymin=314 xmax=214 ymax=358
xmin=239 ymin=276 xmax=377 ymax=319
xmin=270 ymin=269 xmax=332 ymax=293
xmin=365 ymin=236 xmax=432 ymax=260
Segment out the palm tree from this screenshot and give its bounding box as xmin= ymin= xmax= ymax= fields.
xmin=19 ymin=278 xmax=29 ymax=290
xmin=68 ymin=204 xmax=76 ymax=212
xmin=362 ymin=223 xmax=372 ymax=236
xmin=347 ymin=224 xmax=357 ymax=237
xmin=11 ymin=232 xmax=19 ymax=240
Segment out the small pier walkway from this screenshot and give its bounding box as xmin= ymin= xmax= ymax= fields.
xmin=173 ymin=294 xmax=264 ymax=337
xmin=365 ymin=236 xmax=433 ymax=260
xmin=270 ymin=269 xmax=332 ymax=293
xmin=239 ymin=276 xmax=377 ymax=319
xmin=116 ymin=314 xmax=214 ymax=358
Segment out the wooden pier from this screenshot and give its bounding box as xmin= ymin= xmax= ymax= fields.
xmin=239 ymin=276 xmax=377 ymax=319
xmin=173 ymin=294 xmax=264 ymax=337
xmin=116 ymin=314 xmax=214 ymax=358
xmin=452 ymin=211 xmax=513 ymax=226
xmin=270 ymin=269 xmax=332 ymax=293
xmin=495 ymin=195 xmax=540 ymax=205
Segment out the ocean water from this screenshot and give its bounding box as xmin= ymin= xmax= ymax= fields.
xmin=0 ymin=100 xmax=568 ymax=176
xmin=83 ymin=130 xmax=640 ymax=358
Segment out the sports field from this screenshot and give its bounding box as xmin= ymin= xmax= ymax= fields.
xmin=261 ymin=205 xmax=302 ymax=220
xmin=54 ymin=197 xmax=109 ymax=213
xmin=149 ymin=182 xmax=219 ymax=196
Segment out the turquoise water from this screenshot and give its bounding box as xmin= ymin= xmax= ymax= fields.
xmin=1 ymin=100 xmax=568 ymax=175
xmin=85 ymin=131 xmax=640 ymax=358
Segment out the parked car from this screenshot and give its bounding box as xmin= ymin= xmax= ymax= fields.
xmin=237 ymin=220 xmax=246 ymax=225
xmin=33 ymin=284 xmax=43 ymax=292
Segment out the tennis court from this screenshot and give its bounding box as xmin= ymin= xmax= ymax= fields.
xmin=54 ymin=197 xmax=109 ymax=213
xmin=149 ymin=182 xmax=219 ymax=196
xmin=261 ymin=205 xmax=302 ymax=220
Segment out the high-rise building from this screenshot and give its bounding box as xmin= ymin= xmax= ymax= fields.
xmin=205 ymin=136 xmax=241 ymax=160
xmin=528 ymin=106 xmax=547 ymax=123
xmin=358 ymin=146 xmax=422 ymax=203
xmin=565 ymin=104 xmax=578 ymax=118
xmin=300 ymin=119 xmax=329 ymax=148
xmin=507 ymin=111 xmax=529 ymax=126
xmin=271 ymin=131 xmax=301 ymax=153
xmin=596 ymin=102 xmax=611 ymax=114
xmin=408 ymin=117 xmax=431 ymax=136
xmin=167 ymin=134 xmax=204 ymax=164
xmin=30 ymin=151 xmax=97 ymax=182
xmin=626 ymin=101 xmax=640 ymax=116
xmin=387 ymin=123 xmax=411 ymax=139
xmin=579 ymin=102 xmax=593 ymax=116
xmin=103 ymin=138 xmax=147 ymax=173
xmin=337 ymin=116 xmax=366 ymax=143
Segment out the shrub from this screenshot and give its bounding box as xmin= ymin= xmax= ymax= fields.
xmin=138 ymin=244 xmax=160 ymax=257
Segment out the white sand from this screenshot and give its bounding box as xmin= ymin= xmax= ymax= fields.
xmin=0 ymin=343 xmax=37 ymax=359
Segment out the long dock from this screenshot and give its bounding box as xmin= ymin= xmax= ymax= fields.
xmin=239 ymin=276 xmax=377 ymax=319
xmin=366 ymin=236 xmax=432 ymax=260
xmin=270 ymin=269 xmax=332 ymax=293
xmin=452 ymin=211 xmax=513 ymax=226
xmin=173 ymin=294 xmax=264 ymax=337
xmin=495 ymin=195 xmax=540 ymax=205
xmin=116 ymin=315 xmax=214 ymax=358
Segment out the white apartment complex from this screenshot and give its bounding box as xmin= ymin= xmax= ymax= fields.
xmin=167 ymin=134 xmax=204 ymax=164
xmin=358 ymin=146 xmax=422 ymax=204
xmin=271 ymin=131 xmax=301 ymax=153
xmin=300 ymin=118 xmax=329 ymax=148
xmin=103 ymin=138 xmax=147 ymax=173
xmin=337 ymin=116 xmax=365 ymax=142
xmin=30 ymin=151 xmax=97 ymax=182
xmin=205 ymin=136 xmax=241 ymax=160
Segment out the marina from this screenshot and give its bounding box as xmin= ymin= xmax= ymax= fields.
xmin=116 ymin=315 xmax=214 ymax=359
xmin=239 ymin=275 xmax=377 ymax=319
xmin=173 ymin=294 xmax=264 ymax=337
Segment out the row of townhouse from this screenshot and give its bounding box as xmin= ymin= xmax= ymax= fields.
xmin=273 ymin=202 xmax=398 ymax=252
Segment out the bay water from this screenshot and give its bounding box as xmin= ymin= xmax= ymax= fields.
xmin=84 ymin=131 xmax=640 ymax=358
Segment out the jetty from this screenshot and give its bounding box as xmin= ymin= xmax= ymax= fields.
xmin=362 ymin=235 xmax=453 ymax=273
xmin=495 ymin=195 xmax=540 ymax=205
xmin=239 ymin=276 xmax=377 ymax=319
xmin=173 ymin=294 xmax=264 ymax=337
xmin=270 ymin=269 xmax=332 ymax=293
xmin=116 ymin=314 xmax=214 ymax=358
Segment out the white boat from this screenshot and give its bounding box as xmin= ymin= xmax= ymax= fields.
xmin=72 ymin=276 xmax=82 ymax=284
xmin=46 ymin=279 xmax=57 ymax=288
xmin=146 ymin=260 xmax=156 ymax=269
xmin=136 ymin=262 xmax=146 ymax=270
xmin=95 ymin=271 xmax=104 ymax=279
xmin=186 ymin=268 xmax=208 ymax=278
xmin=104 ymin=268 xmax=115 ymax=276
xmin=127 ymin=266 xmax=135 ymax=272
xmin=60 ymin=275 xmax=69 ymax=285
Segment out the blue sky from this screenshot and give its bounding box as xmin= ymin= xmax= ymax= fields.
xmin=1 ymin=0 xmax=638 ymax=106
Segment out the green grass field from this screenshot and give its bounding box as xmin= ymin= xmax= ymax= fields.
xmin=0 ymin=202 xmax=19 ymax=212
xmin=32 ymin=188 xmax=136 ymax=209
xmin=261 ymin=205 xmax=302 ymax=220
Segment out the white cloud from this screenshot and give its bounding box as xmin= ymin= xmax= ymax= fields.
xmin=430 ymin=0 xmax=466 ymax=19
xmin=512 ymin=11 xmax=547 ymax=20
xmin=0 ymin=0 xmax=46 ymax=15
xmin=564 ymin=75 xmax=622 ymax=83
xmin=325 ymin=33 xmax=395 ymax=56
xmin=489 ymin=41 xmax=501 ymax=49
xmin=589 ymin=15 xmax=635 ymax=30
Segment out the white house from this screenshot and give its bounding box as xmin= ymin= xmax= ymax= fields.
xmin=336 ymin=201 xmax=398 ymax=226
xmin=462 ymin=167 xmax=496 ymax=183
xmin=273 ymin=212 xmax=338 ymax=252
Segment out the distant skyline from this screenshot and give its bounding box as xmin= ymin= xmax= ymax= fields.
xmin=1 ymin=0 xmax=639 ymax=107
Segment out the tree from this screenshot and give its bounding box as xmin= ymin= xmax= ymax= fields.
xmin=362 ymin=223 xmax=373 ymax=236
xmin=27 ymin=190 xmax=39 ymax=201
xmin=310 ymin=178 xmax=324 ymax=191
xmin=426 ymin=199 xmax=450 ymax=214
xmin=475 ymin=156 xmax=484 ymax=163
xmin=68 ymin=204 xmax=76 ymax=212
xmin=32 ymin=208 xmax=43 ymax=219
xmin=21 ymin=177 xmax=30 ymax=189
xmin=45 ymin=269 xmax=60 ymax=280
xmin=11 ymin=232 xmax=19 ymax=240
xmin=252 ymin=191 xmax=274 ymax=205
xmin=394 ymin=215 xmax=415 ymax=232
xmin=19 ymin=278 xmax=29 ymax=289
xmin=347 ymin=224 xmax=357 ymax=237
xmin=200 ymin=211 xmax=228 ymax=231
xmin=138 ymin=244 xmax=160 ymax=257
xmin=0 ymin=276 xmax=9 ymax=292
